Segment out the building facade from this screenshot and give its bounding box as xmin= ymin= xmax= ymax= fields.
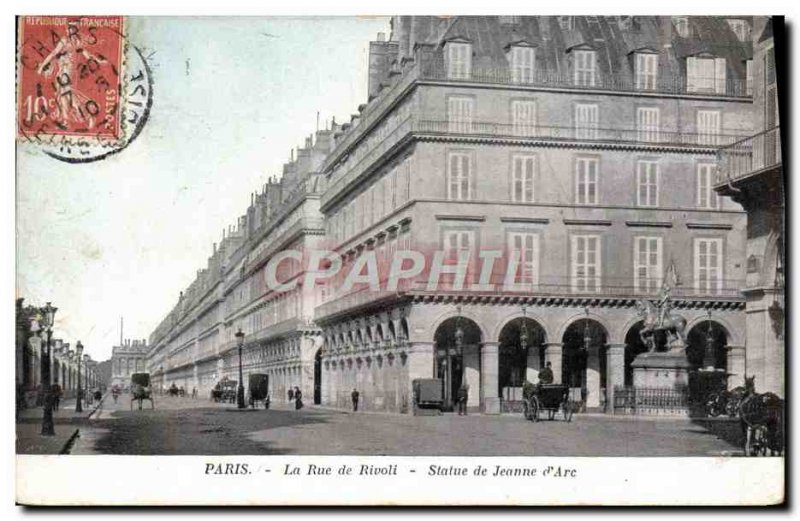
xmin=111 ymin=338 xmax=149 ymax=388
xmin=715 ymin=17 xmax=783 ymax=396
xmin=146 ymin=130 xmax=335 ymax=401
xmin=314 ymin=16 xmax=754 ymax=414
xmin=146 ymin=16 xmax=760 ymax=415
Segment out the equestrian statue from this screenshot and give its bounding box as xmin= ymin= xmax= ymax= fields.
xmin=635 ymin=265 xmax=687 ymax=352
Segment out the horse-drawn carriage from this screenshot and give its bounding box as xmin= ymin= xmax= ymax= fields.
xmin=211 ymin=378 xmax=238 ymax=403
xmin=524 ymin=384 xmax=573 ymax=422
xmin=248 ymin=373 xmax=270 ymax=409
xmin=412 ymin=378 xmax=444 ymax=415
xmin=130 ymin=372 xmax=154 ymax=410
xmin=737 ymin=376 xmax=784 ymax=456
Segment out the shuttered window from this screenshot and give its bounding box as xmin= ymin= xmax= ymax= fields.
xmin=448 ymin=96 xmax=473 ymax=133
xmin=696 ymin=163 xmax=719 ymax=209
xmin=576 ymin=157 xmax=599 ymax=205
xmin=637 ymin=160 xmax=659 ymax=207
xmin=687 ymin=56 xmax=727 ymax=94
xmin=694 ymin=238 xmax=723 ymax=294
xmin=511 ymin=100 xmax=536 ymax=137
xmin=447 ymin=152 xmax=472 ymax=201
xmin=635 ymin=53 xmax=658 ymax=90
xmin=634 ymin=236 xmax=663 ymax=294
xmin=508 ymin=232 xmax=540 ymax=285
xmin=637 ymin=107 xmax=660 ymax=142
xmin=511 ymin=46 xmax=535 ymax=84
xmin=573 ymin=50 xmax=597 ymax=86
xmin=571 ymin=235 xmax=601 ymax=293
xmin=511 ymin=154 xmax=536 ymax=202
xmin=446 ymin=42 xmax=472 ymax=80
xmin=697 ymin=110 xmax=721 ymax=146
xmin=575 ymin=103 xmax=598 ymax=139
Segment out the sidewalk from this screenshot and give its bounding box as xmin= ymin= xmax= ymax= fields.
xmin=16 ymin=395 xmax=106 ymax=454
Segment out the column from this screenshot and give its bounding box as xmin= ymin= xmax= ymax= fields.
xmin=585 ymin=344 xmax=601 ymax=409
xmin=544 ymin=343 xmax=563 ymax=384
xmin=463 ymin=344 xmax=480 ymax=408
xmin=405 ymin=342 xmax=434 ymax=414
xmin=481 ymin=342 xmax=500 ymax=414
xmin=525 ymin=345 xmax=541 ymax=384
xmin=605 ymin=344 xmax=625 ymax=414
xmin=726 ymin=344 xmax=746 ymax=390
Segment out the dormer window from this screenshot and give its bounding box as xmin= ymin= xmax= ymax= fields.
xmin=672 ymin=17 xmax=689 ymax=38
xmin=559 ymin=16 xmax=574 ymax=31
xmin=635 ymin=51 xmax=658 ymax=90
xmin=446 ymin=41 xmax=472 ymax=80
xmin=573 ymin=49 xmax=597 ymax=87
xmin=509 ymin=44 xmax=535 ymax=84
xmin=687 ymin=55 xmax=727 ymax=94
xmin=727 ymin=19 xmax=751 ymax=42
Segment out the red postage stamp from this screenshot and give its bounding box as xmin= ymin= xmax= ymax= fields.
xmin=17 ymin=16 xmax=125 ymax=141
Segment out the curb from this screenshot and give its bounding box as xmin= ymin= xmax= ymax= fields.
xmin=59 ymin=428 xmax=80 ymax=455
xmin=86 ymin=394 xmax=107 ymax=420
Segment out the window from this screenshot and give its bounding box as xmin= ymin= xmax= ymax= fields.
xmin=697 ymin=110 xmax=721 ymax=146
xmin=727 ymin=19 xmax=750 ymax=42
xmin=573 ymin=50 xmax=597 ymax=86
xmin=575 ymin=103 xmax=598 ymax=139
xmin=447 ymin=151 xmax=472 ymax=200
xmin=672 ymin=17 xmax=689 ymax=38
xmin=637 ymin=160 xmax=659 ymax=207
xmin=511 ymin=100 xmax=536 ymax=137
xmin=559 ymin=16 xmax=574 ymax=31
xmin=636 ymin=107 xmax=660 ymax=142
xmin=766 ymin=46 xmax=776 ymax=85
xmin=443 ymin=229 xmax=475 ymax=277
xmin=397 ymin=157 xmax=410 ymax=205
xmin=694 ymin=238 xmax=723 ymax=294
xmin=499 ymin=16 xmax=521 ymax=26
xmin=447 ymin=96 xmax=473 ymax=133
xmin=635 ymin=53 xmax=658 ymax=90
xmin=511 ymin=154 xmax=536 ymax=202
xmin=746 ymin=59 xmax=753 ymax=96
xmin=634 ymin=236 xmax=663 ymax=294
xmin=575 ymin=157 xmax=599 ymax=205
xmin=508 ymin=232 xmax=540 ymax=285
xmin=446 ymin=41 xmax=472 ymax=80
xmin=510 ymin=45 xmax=535 ymax=83
xmin=687 ymin=56 xmax=727 ymax=94
xmin=571 ymin=235 xmax=601 ymax=292
xmin=696 ymin=163 xmax=719 ymax=209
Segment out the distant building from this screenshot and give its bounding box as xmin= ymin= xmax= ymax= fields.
xmin=111 ymin=338 xmax=149 ymax=388
xmin=715 ymin=17 xmax=783 ymax=396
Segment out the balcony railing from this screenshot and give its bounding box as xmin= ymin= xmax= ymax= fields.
xmin=716 ymin=126 xmax=782 ymax=185
xmin=417 ymin=65 xmax=752 ymax=99
xmin=315 ymin=274 xmax=745 ymax=321
xmin=416 ymin=120 xmax=748 ymax=148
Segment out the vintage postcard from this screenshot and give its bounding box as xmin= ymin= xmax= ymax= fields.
xmin=13 ymin=13 xmax=785 ymax=506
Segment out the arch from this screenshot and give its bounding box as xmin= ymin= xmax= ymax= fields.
xmin=491 ymin=308 xmax=551 ymax=342
xmin=684 ymin=314 xmax=741 ymax=346
xmin=623 ymin=321 xmax=651 ymax=386
xmin=427 ymin=307 xmax=491 ymax=343
xmin=398 ymin=318 xmax=409 ymax=341
xmin=555 ymin=311 xmax=614 ymax=345
xmin=432 ymin=315 xmax=483 ymax=411
xmin=497 ymin=316 xmax=547 ymax=400
xmin=561 ymin=318 xmax=609 ymax=408
xmin=686 ymin=320 xmax=730 ymax=371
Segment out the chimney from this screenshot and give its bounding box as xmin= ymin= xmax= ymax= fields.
xmin=377 ymin=32 xmax=386 ymax=42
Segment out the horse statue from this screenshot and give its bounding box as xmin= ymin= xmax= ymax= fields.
xmin=635 ymin=299 xmax=687 ymax=352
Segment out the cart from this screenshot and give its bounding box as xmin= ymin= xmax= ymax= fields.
xmin=412 ymin=378 xmax=443 ymax=415
xmin=130 ymin=372 xmax=154 ymax=410
xmin=248 ymin=373 xmax=270 ymax=409
xmin=211 ymin=378 xmax=238 ymax=403
xmin=524 ymin=384 xmax=572 ymax=422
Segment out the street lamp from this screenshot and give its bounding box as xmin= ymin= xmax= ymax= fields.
xmin=40 ymin=302 xmax=57 ymax=436
xmin=704 ymin=311 xmax=715 ymax=369
xmin=75 ymin=341 xmax=84 ymax=413
xmin=235 ymin=328 xmax=246 ymax=409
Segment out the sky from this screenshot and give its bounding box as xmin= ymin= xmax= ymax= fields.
xmin=16 ymin=16 xmax=391 ymax=362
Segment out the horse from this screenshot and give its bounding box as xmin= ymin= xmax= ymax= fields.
xmin=635 ymin=299 xmax=687 ymax=351
xmin=130 ymin=384 xmax=155 ymax=411
xmin=739 ymin=376 xmax=784 ymax=456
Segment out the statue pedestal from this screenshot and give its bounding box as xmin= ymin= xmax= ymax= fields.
xmin=631 ymin=350 xmax=691 ymax=389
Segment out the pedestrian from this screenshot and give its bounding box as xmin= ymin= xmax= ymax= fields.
xmin=351 ymin=388 xmax=360 ymax=412
xmin=294 ymin=387 xmax=303 ymax=410
xmin=457 ymin=384 xmax=468 ymax=415
xmin=288 ymin=387 xmax=294 ymax=403
xmin=192 ymin=387 xmax=198 ymax=399
xmin=264 ymin=393 xmax=271 ymax=410
xmin=52 ymin=383 xmax=61 ymax=411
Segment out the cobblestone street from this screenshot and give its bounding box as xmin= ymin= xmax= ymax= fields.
xmin=68 ymin=394 xmax=744 ymax=456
